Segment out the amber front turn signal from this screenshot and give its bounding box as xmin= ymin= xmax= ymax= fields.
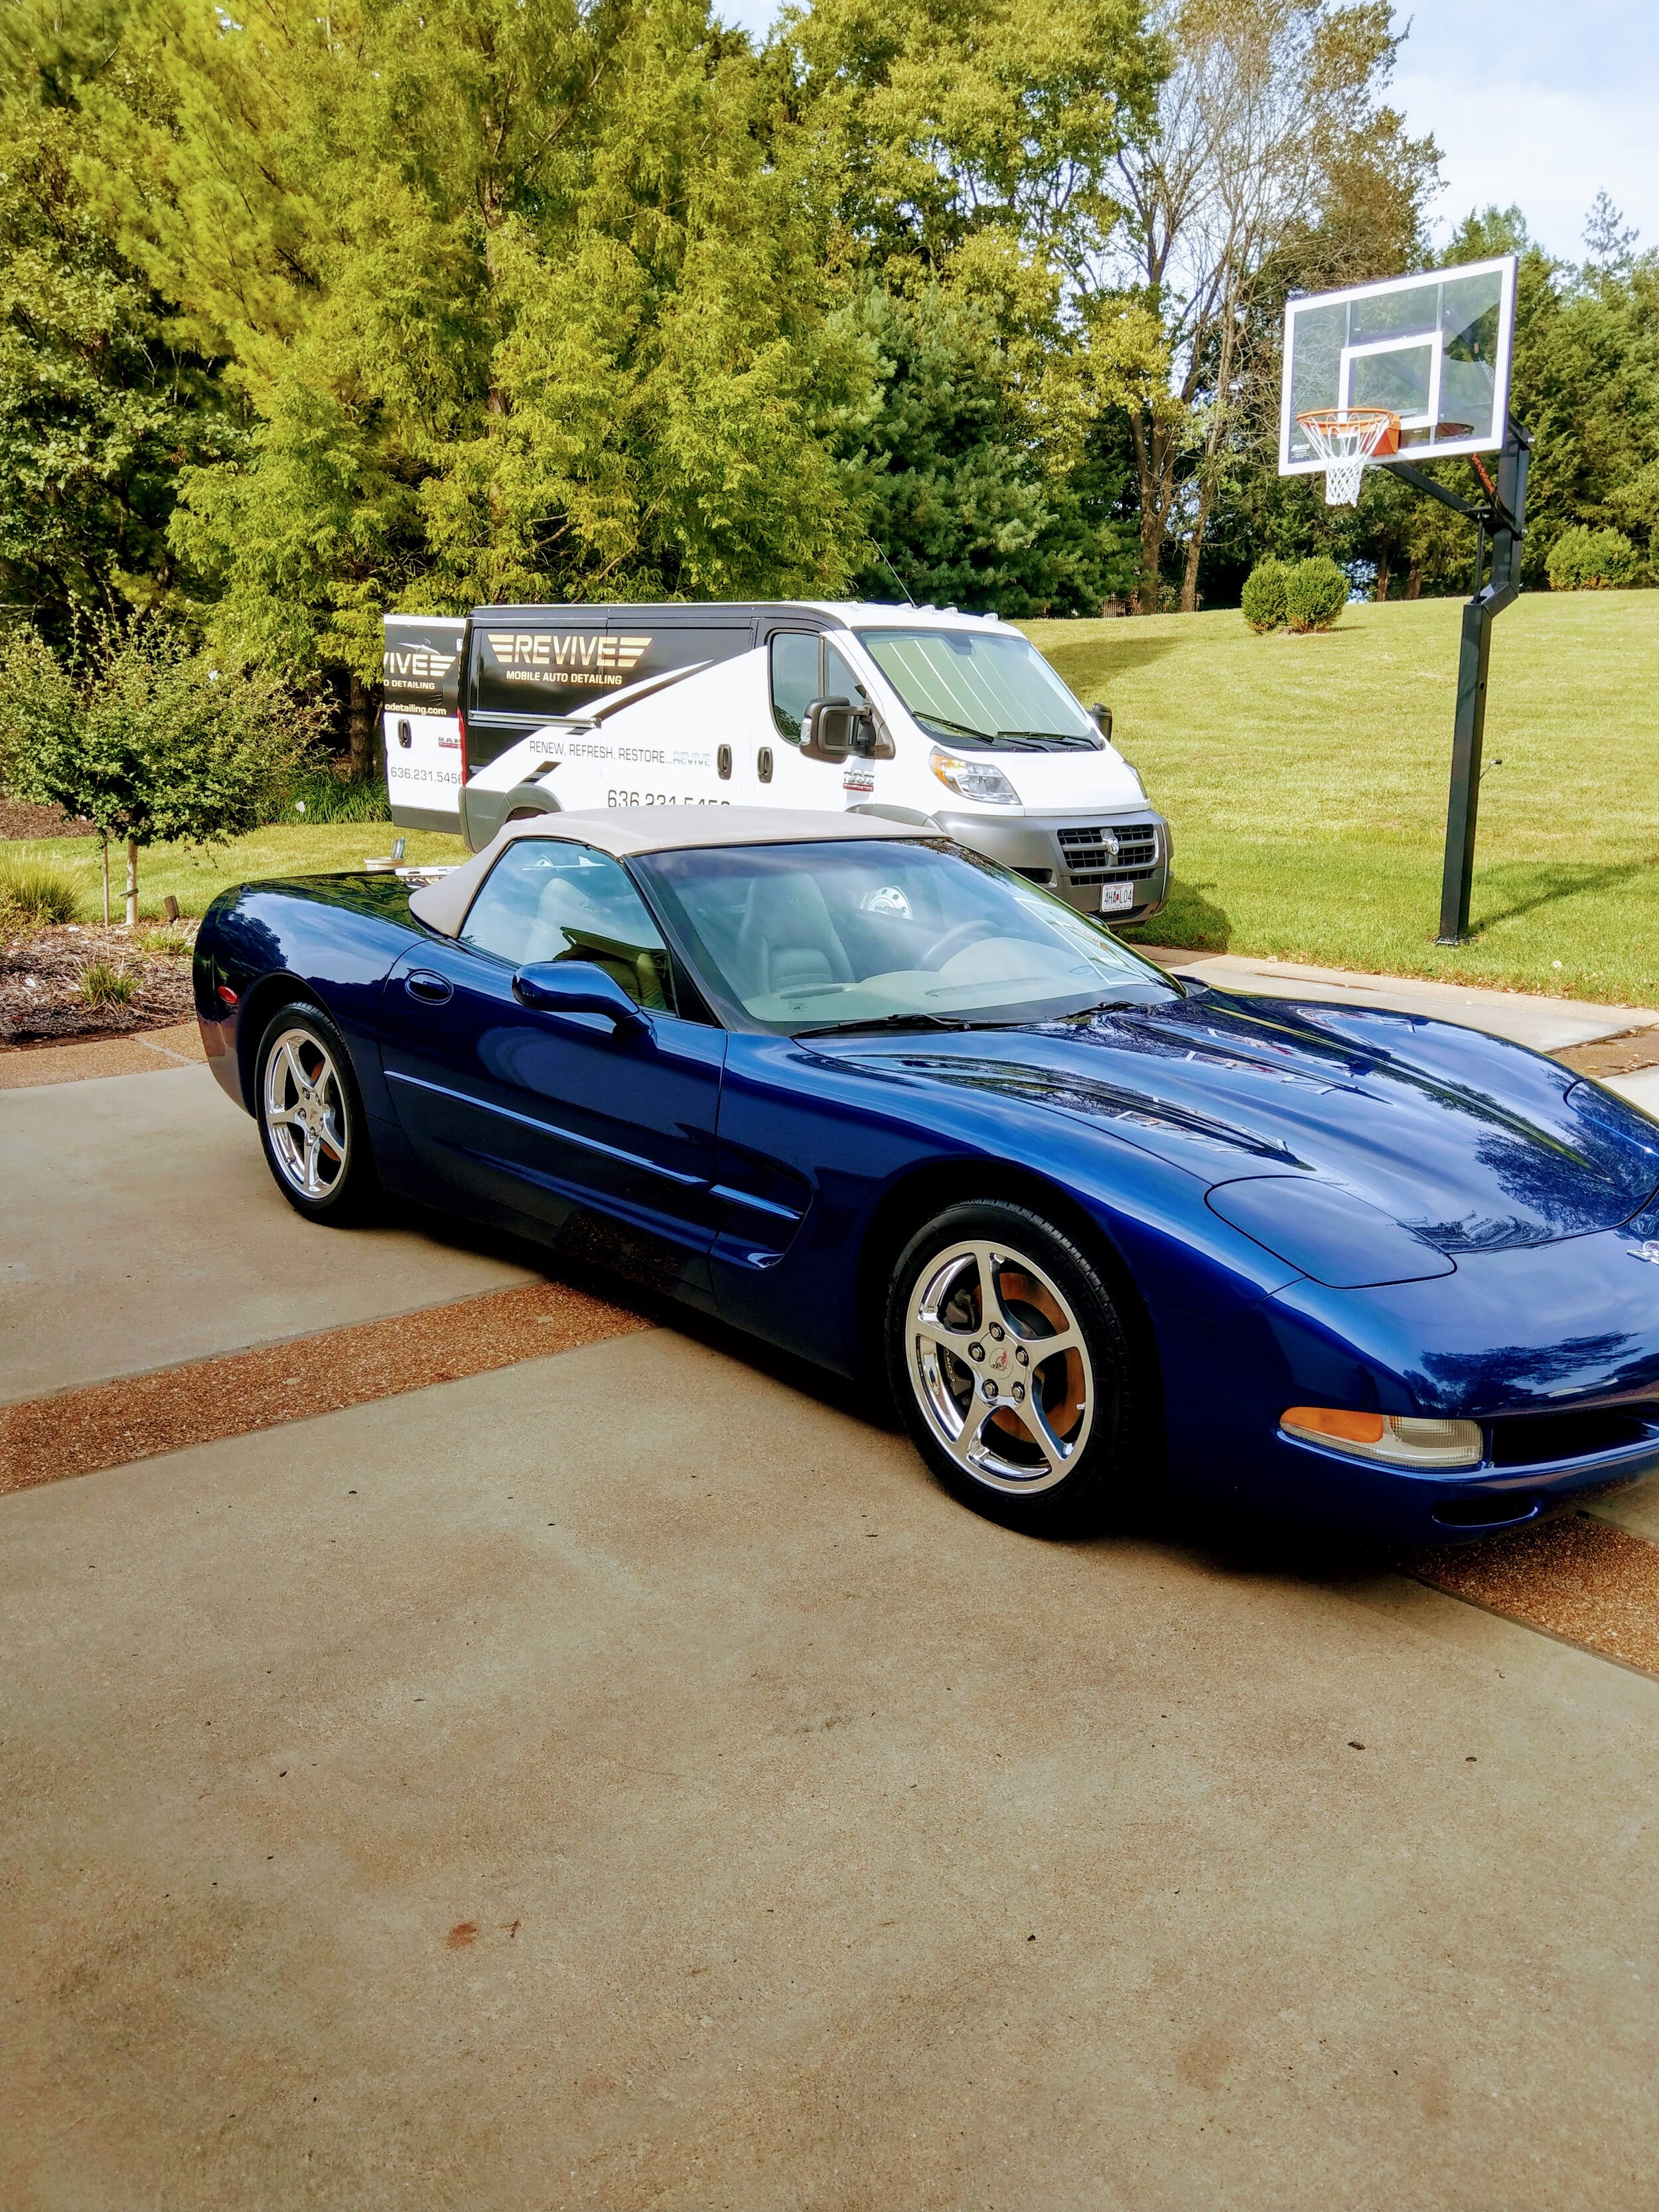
xmin=1281 ymin=1407 xmax=1483 ymax=1469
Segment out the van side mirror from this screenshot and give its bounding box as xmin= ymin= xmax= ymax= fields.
xmin=1090 ymin=701 xmax=1114 ymax=744
xmin=801 ymin=696 xmax=859 ymax=761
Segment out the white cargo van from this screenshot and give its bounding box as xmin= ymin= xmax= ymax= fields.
xmin=383 ymin=603 xmax=1169 ymax=921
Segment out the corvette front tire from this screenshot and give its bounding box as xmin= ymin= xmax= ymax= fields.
xmin=886 ymin=1200 xmax=1137 ymax=1536
xmin=254 ymin=1002 xmax=379 ymax=1226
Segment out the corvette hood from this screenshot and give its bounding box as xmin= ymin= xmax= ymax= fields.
xmin=822 ymin=989 xmax=1659 ymax=1258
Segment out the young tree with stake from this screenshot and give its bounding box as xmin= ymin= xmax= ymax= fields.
xmin=0 ymin=619 xmax=321 ymax=924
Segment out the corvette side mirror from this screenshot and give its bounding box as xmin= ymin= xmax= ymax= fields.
xmin=512 ymin=960 xmax=647 ymax=1035
xmin=800 ymin=696 xmax=858 ymax=761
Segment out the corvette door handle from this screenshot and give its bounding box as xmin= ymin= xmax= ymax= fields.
xmin=405 ymin=970 xmax=453 ymax=1004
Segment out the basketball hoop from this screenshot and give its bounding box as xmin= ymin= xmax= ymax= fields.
xmin=1295 ymin=408 xmax=1400 ymax=506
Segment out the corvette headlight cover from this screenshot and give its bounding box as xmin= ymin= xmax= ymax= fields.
xmin=928 ymin=749 xmax=1021 ymax=805
xmin=1206 ymin=1175 xmax=1455 ymax=1288
xmin=1281 ymin=1407 xmax=1484 ymax=1468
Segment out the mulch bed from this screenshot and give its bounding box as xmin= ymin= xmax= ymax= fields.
xmin=0 ymin=798 xmax=95 ymax=840
xmin=0 ymin=921 xmax=198 ymax=1045
xmin=1551 ymin=1029 xmax=1659 ymax=1078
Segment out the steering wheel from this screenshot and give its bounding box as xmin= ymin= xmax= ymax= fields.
xmin=920 ymin=916 xmax=1000 ymax=969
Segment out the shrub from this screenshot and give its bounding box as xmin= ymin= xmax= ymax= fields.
xmin=1285 ymin=555 xmax=1348 ymax=633
xmin=135 ymin=926 xmax=193 ymax=956
xmin=1546 ymin=524 xmax=1638 ymax=591
xmin=78 ymin=960 xmax=137 ymax=1007
xmin=281 ymin=768 xmax=393 ymax=824
xmin=1241 ymin=559 xmax=1291 ymax=632
xmin=0 ymin=855 xmax=79 ymax=928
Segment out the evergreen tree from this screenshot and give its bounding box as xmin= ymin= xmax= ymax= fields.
xmin=98 ymin=0 xmax=867 ymax=742
xmin=834 ymin=287 xmax=1137 ymax=613
xmin=1439 ymin=203 xmax=1658 ymax=587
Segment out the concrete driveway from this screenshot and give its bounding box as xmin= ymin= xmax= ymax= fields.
xmin=3 ymin=1036 xmax=1656 ymax=2211
xmin=0 ymin=1061 xmax=538 ymax=1399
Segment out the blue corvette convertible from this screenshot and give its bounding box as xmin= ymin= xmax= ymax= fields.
xmin=194 ymin=809 xmax=1659 ymax=1544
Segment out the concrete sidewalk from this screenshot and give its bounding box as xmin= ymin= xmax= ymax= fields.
xmin=1150 ymin=946 xmax=1659 ymax=1051
xmin=3 ymin=1329 xmax=1654 ymax=2212
xmin=1610 ymin=1065 xmax=1659 ymax=1117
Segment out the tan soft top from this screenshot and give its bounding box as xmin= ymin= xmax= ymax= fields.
xmin=405 ymin=806 xmax=926 ymax=939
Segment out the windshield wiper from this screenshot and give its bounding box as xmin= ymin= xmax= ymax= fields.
xmin=796 ymin=1011 xmax=977 ymax=1038
xmin=1055 ymin=995 xmax=1161 ymax=1023
xmin=996 ymin=727 xmax=1101 ymax=749
xmin=915 ymin=712 xmax=1090 ymax=752
xmin=914 ymin=712 xmax=998 ymax=744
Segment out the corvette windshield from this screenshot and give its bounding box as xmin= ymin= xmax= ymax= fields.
xmin=856 ymin=628 xmax=1101 ymax=751
xmin=636 ymin=840 xmax=1178 ymax=1034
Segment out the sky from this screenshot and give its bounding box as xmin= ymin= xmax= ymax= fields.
xmin=1390 ymin=1 xmax=1659 ymax=261
xmin=713 ymin=0 xmax=1659 ymax=267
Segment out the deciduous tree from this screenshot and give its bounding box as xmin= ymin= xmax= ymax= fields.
xmin=1106 ymin=0 xmax=1435 ymax=611
xmin=0 ymin=5 xmax=237 ymax=637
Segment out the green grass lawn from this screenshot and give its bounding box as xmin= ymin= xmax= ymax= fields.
xmin=3 ymin=822 xmax=469 ymax=925
xmin=1024 ymin=590 xmax=1659 ymax=1008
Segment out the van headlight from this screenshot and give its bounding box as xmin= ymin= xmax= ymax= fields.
xmin=928 ymin=749 xmax=1020 ymax=805
xmin=1281 ymin=1408 xmax=1484 ymax=1468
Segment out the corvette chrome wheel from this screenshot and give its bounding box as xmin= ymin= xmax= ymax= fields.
xmin=904 ymin=1238 xmax=1095 ymax=1494
xmin=261 ymin=1024 xmax=351 ymax=1203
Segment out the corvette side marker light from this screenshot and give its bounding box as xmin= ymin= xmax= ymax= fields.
xmin=1281 ymin=1406 xmax=1483 ymax=1469
xmin=217 ymin=984 xmax=239 ymax=1007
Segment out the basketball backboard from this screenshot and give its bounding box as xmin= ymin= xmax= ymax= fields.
xmin=1279 ymin=256 xmax=1518 ymax=479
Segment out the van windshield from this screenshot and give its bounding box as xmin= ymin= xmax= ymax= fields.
xmin=856 ymin=628 xmax=1102 ymax=751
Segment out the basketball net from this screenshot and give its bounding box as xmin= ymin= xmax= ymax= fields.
xmin=1296 ymin=409 xmax=1399 ymax=506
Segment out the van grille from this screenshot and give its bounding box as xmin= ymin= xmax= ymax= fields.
xmin=1057 ymin=822 xmax=1159 ymax=884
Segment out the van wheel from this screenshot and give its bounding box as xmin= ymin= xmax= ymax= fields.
xmin=255 ymin=1003 xmax=378 ymax=1225
xmin=886 ymin=1200 xmax=1135 ymax=1535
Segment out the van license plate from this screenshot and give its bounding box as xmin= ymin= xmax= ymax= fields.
xmin=1098 ymin=883 xmax=1135 ymax=913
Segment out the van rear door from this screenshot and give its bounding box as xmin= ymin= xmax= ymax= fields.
xmin=384 ymin=615 xmax=466 ymax=833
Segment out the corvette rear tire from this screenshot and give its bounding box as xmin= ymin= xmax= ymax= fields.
xmin=254 ymin=1002 xmax=378 ymax=1226
xmin=886 ymin=1200 xmax=1136 ymax=1536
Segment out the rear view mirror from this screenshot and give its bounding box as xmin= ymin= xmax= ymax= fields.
xmin=1090 ymin=701 xmax=1114 ymax=743
xmin=801 ymin=696 xmax=859 ymax=761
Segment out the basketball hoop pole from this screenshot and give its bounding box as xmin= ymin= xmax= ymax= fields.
xmin=1380 ymin=415 xmax=1531 ymax=944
